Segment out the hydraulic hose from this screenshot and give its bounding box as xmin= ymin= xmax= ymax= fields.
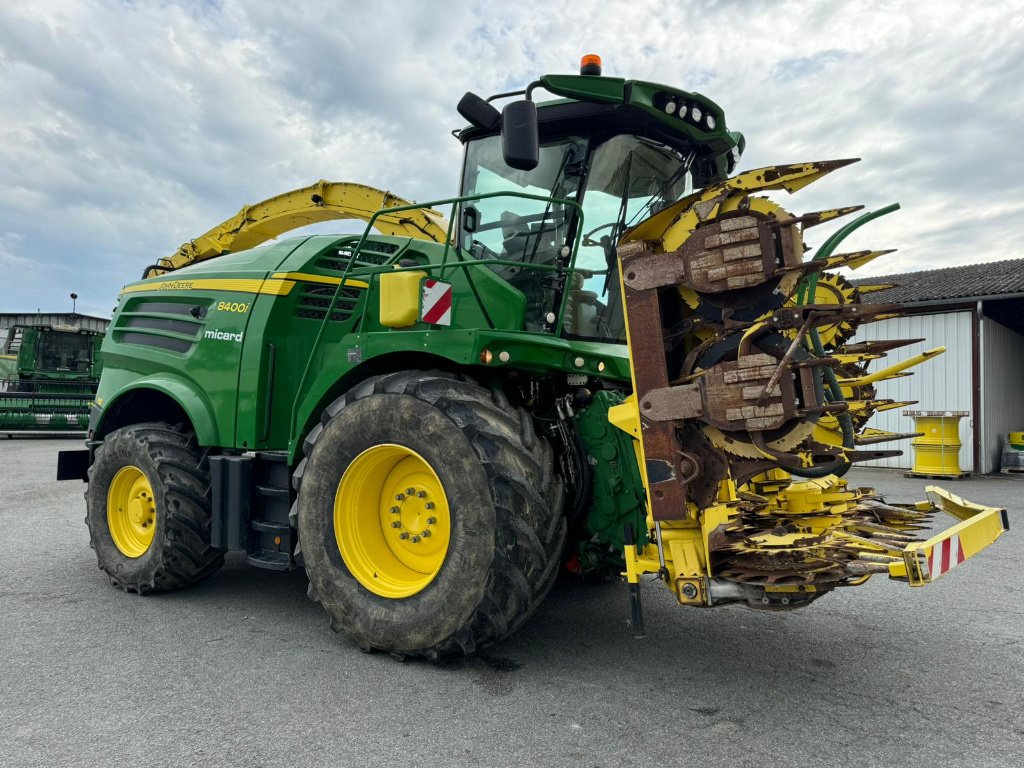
xmin=790 ymin=204 xmax=900 ymax=478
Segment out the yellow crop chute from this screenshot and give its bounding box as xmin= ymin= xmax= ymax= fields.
xmin=145 ymin=180 xmax=449 ymax=278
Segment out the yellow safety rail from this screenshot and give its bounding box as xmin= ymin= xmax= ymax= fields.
xmin=892 ymin=486 xmax=1009 ymax=586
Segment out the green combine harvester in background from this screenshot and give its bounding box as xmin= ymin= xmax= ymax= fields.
xmin=57 ymin=55 xmax=1007 ymax=660
xmin=0 ymin=324 xmax=103 ymax=435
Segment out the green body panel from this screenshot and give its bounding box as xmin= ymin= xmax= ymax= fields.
xmin=540 ymin=74 xmax=736 ymax=152
xmin=94 ymin=367 xmax=222 ymax=445
xmin=93 ymin=231 xmax=632 ymax=459
xmin=99 ymin=239 xmax=309 ymax=445
xmin=574 ymin=390 xmax=648 ymax=552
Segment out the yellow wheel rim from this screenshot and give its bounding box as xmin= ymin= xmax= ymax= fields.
xmin=334 ymin=444 xmax=452 ymax=599
xmin=107 ymin=465 xmax=157 ymax=558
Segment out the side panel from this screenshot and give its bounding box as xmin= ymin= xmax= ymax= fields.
xmin=238 ymin=235 xmax=532 ymax=451
xmin=236 ymin=237 xmax=376 ymax=450
xmin=851 ymin=312 xmax=973 ymax=470
xmin=96 ymin=240 xmax=309 ymax=447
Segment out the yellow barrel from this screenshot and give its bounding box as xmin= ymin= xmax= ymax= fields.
xmin=905 ymin=410 xmax=969 ymax=476
xmin=1009 ymin=432 xmax=1024 ymax=450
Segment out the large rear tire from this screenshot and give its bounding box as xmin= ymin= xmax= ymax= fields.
xmin=85 ymin=422 xmax=224 ymax=593
xmin=296 ymin=372 xmax=565 ymax=660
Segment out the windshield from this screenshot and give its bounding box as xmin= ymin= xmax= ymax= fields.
xmin=574 ymin=135 xmax=692 ymax=342
xmin=460 ymin=135 xmax=587 ymax=332
xmin=35 ymin=331 xmax=94 ymax=374
xmin=460 ymin=135 xmax=586 ymax=254
xmin=459 ymin=132 xmax=691 ymax=343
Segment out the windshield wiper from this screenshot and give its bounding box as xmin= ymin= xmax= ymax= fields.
xmin=627 ymin=149 xmax=695 ymax=228
xmin=602 ymin=150 xmax=634 ymax=295
xmin=526 ymin=144 xmax=579 ymax=264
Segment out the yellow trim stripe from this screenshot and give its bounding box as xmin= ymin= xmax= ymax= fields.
xmin=120 ymin=278 xmax=290 ymax=296
xmin=119 ymin=274 xmax=368 ymax=296
xmin=272 ymin=272 xmax=370 ymax=289
xmin=119 ymin=274 xmax=369 ymax=297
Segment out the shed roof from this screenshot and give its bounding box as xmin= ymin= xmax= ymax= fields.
xmin=854 ymin=258 xmax=1024 ymax=305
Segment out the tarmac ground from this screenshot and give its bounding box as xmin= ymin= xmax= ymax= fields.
xmin=1 ymin=437 xmax=1021 ymax=767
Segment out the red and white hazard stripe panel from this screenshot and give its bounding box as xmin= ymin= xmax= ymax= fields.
xmin=928 ymin=533 xmax=965 ymax=579
xmin=421 ymin=279 xmax=452 ymax=326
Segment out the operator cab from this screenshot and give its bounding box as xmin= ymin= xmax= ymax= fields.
xmin=455 ymin=55 xmax=745 ymax=344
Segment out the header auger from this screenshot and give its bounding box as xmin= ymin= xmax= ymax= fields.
xmin=59 ymin=56 xmax=1007 ymax=659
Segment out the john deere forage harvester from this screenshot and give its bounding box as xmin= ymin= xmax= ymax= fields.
xmin=58 ymin=56 xmax=1007 ymax=658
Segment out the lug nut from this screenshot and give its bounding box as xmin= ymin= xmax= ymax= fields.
xmin=411 ymin=536 xmax=421 ymax=544
xmin=395 ymin=493 xmax=405 ymax=501
xmin=405 ymin=487 xmax=415 ymax=495
xmin=391 ymin=521 xmax=402 ymax=528
xmin=390 ymin=506 xmax=400 ymax=514
xmin=416 ymin=490 xmax=427 ymax=498
xmin=421 ymin=530 xmax=431 ymax=538
xmin=426 ymin=517 xmax=437 ymax=525
xmin=399 ymin=532 xmax=410 ymax=540
xmin=424 ymin=502 xmax=435 ymax=510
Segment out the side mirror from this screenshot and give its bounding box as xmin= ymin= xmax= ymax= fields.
xmin=501 ymin=100 xmax=539 ymax=171
xmin=457 ymin=92 xmax=500 ymax=130
xmin=462 ymin=205 xmax=479 ymax=233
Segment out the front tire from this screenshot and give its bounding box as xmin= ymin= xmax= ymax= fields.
xmin=296 ymin=372 xmax=565 ymax=659
xmin=85 ymin=422 xmax=224 ymax=593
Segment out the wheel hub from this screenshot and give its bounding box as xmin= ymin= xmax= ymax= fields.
xmin=107 ymin=465 xmax=156 ymax=558
xmin=335 ymin=444 xmax=452 ymax=598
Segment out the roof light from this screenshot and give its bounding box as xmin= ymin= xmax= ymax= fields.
xmin=691 ymin=106 xmax=702 ymax=122
xmin=580 ymin=54 xmax=602 ymax=76
xmin=664 ymin=101 xmax=677 ymax=115
xmin=706 ymin=114 xmax=716 ymax=130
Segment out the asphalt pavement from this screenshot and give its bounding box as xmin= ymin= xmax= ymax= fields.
xmin=1 ymin=437 xmax=1021 ymax=767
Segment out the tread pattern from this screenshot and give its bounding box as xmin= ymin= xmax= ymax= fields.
xmin=86 ymin=422 xmax=224 ymax=594
xmin=296 ymin=371 xmax=566 ymax=659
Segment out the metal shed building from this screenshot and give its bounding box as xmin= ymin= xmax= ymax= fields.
xmin=853 ymin=258 xmax=1024 ymax=474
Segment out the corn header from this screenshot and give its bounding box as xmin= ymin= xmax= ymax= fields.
xmin=58 ymin=56 xmax=1007 ymax=658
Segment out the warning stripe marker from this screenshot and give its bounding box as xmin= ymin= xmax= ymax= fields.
xmin=928 ymin=533 xmax=965 ymax=579
xmin=421 ymin=279 xmax=453 ymax=326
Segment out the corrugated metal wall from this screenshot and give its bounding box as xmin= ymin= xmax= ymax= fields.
xmin=850 ymin=311 xmax=974 ymax=469
xmin=980 ymin=317 xmax=1024 ymax=473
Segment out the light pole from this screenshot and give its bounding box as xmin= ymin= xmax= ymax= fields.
xmin=70 ymin=292 xmax=78 ymax=314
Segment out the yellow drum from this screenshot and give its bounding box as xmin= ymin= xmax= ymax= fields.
xmin=905 ymin=410 xmax=969 ymax=477
xmin=1008 ymin=432 xmax=1024 ymax=450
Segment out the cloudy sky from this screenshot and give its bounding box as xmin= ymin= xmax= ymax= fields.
xmin=1 ymin=0 xmax=1022 ymax=318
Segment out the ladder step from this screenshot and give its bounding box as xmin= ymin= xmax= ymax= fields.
xmin=246 ymin=552 xmax=291 ymax=571
xmin=256 ymin=451 xmax=288 ymax=464
xmin=256 ymin=484 xmax=290 ymax=497
xmin=251 ymin=520 xmax=290 ymax=534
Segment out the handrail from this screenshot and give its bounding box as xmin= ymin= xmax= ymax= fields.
xmin=288 ymin=190 xmax=585 ymax=446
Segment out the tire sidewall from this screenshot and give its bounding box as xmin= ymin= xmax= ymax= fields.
xmin=298 ymin=393 xmax=496 ymax=652
xmin=86 ymin=428 xmax=168 ymax=587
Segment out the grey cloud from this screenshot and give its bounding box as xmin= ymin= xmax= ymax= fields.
xmin=0 ymin=0 xmax=1021 ymax=316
